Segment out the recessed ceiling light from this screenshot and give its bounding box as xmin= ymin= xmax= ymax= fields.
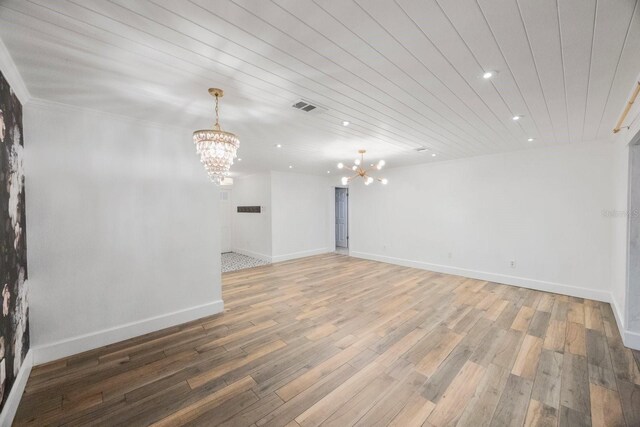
xmin=342 ymin=121 xmax=350 ymax=126
xmin=432 ymin=153 xmax=436 ymax=157
xmin=237 ymin=158 xmax=242 ymax=161
xmin=527 ymin=138 xmax=535 ymax=142
xmin=327 ymin=170 xmax=331 ymax=174
xmin=482 ymin=71 xmax=495 ymax=79
xmin=512 ymin=115 xmax=522 ymax=121
xmin=276 ymin=144 xmax=282 ymax=148
xmin=289 ymin=165 xmax=293 ymax=169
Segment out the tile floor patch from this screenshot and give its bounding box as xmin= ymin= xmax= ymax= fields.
xmin=222 ymin=252 xmax=270 ymax=273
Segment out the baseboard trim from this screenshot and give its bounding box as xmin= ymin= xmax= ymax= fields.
xmin=609 ymin=293 xmax=626 ymax=337
xmin=271 ymin=248 xmax=332 ymax=263
xmin=350 ymin=251 xmax=611 ymax=302
xmin=231 ymin=248 xmax=272 ymax=263
xmin=607 ymin=293 xmax=640 ymax=350
xmin=624 ymin=330 xmax=640 ymax=350
xmin=0 ymin=349 xmax=32 ymax=426
xmin=32 ymin=300 xmax=224 ymax=365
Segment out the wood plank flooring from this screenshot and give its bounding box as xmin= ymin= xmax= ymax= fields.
xmin=14 ymin=254 xmax=640 ymax=426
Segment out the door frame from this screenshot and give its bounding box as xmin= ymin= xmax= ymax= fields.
xmin=626 ymin=132 xmax=640 ymax=343
xmin=333 ymin=186 xmax=350 ymax=252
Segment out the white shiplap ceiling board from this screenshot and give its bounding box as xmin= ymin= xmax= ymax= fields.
xmin=282 ymin=0 xmax=498 ymax=152
xmin=582 ymin=0 xmax=636 ymax=140
xmin=558 ymin=0 xmax=597 ymax=143
xmin=0 ymin=0 xmax=639 ymax=177
xmin=394 ymin=0 xmax=521 ymax=149
xmin=597 ymin=1 xmax=640 ymax=138
xmin=477 ymin=0 xmax=557 ymax=141
xmin=515 ymin=0 xmax=569 ymax=143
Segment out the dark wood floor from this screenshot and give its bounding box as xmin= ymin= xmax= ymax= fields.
xmin=14 ymin=254 xmax=640 ymax=426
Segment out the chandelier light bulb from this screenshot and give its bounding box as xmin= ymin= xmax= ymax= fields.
xmin=337 ymin=162 xmax=344 ymax=169
xmin=352 ymin=165 xmax=358 ymax=171
xmin=354 ymin=159 xmax=361 ymax=166
xmin=341 ymin=177 xmax=349 ymax=185
xmin=381 ymin=178 xmax=388 ymax=185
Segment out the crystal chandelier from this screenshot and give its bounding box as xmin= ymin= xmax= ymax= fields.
xmin=193 ymin=88 xmax=239 ymax=184
xmin=338 ymin=150 xmax=388 ymax=186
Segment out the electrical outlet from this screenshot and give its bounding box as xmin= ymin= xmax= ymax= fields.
xmin=510 ymin=260 xmax=516 ymax=268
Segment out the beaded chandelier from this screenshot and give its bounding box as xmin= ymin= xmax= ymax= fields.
xmin=193 ymin=88 xmax=239 ymax=184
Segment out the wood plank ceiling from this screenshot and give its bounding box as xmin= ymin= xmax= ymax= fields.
xmin=1 ymin=0 xmax=639 ymax=175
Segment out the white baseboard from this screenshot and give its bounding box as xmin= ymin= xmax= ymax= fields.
xmin=607 ymin=293 xmax=640 ymax=350
xmin=231 ymin=248 xmax=272 ymax=263
xmin=350 ymin=251 xmax=611 ymax=302
xmin=624 ymin=330 xmax=640 ymax=350
xmin=271 ymin=248 xmax=332 ymax=263
xmin=0 ymin=349 xmax=32 ymax=427
xmin=609 ymin=293 xmax=626 ymax=337
xmin=32 ymin=300 xmax=224 ymax=365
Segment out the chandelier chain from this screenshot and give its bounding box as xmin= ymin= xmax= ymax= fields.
xmin=214 ymin=94 xmax=220 ymax=130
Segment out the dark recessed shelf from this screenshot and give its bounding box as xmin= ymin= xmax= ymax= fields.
xmin=237 ymin=206 xmax=261 ymax=213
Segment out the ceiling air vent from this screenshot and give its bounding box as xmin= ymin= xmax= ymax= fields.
xmin=291 ymin=99 xmax=327 ymax=114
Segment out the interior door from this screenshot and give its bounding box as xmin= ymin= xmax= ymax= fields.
xmin=220 ymin=189 xmax=232 ymax=253
xmin=335 ymin=188 xmax=348 ymax=248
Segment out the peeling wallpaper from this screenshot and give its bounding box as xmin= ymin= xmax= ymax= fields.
xmin=0 ymin=69 xmax=28 ymax=410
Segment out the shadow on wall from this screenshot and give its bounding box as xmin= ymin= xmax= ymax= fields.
xmin=0 ymin=70 xmax=29 ymax=410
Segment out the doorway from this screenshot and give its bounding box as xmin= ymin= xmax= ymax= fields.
xmin=627 ymin=135 xmax=640 ymax=341
xmin=335 ymin=187 xmax=348 ymax=250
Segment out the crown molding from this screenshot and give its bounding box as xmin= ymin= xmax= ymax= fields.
xmin=0 ymin=37 xmax=30 ymax=105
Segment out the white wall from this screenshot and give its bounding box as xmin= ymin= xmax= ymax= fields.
xmin=25 ymin=100 xmax=223 ymax=363
xmin=612 ymin=108 xmax=640 ymax=349
xmin=611 ymin=138 xmax=630 ymax=331
xmin=271 ymin=171 xmax=332 ymax=261
xmin=607 ymin=79 xmax=640 ymax=348
xmin=350 ymin=140 xmax=614 ymax=302
xmin=232 ymin=173 xmax=272 ymax=260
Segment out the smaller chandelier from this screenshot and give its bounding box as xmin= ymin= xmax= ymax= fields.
xmin=338 ymin=150 xmax=388 ymax=186
xmin=193 ymin=88 xmax=240 ymax=185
